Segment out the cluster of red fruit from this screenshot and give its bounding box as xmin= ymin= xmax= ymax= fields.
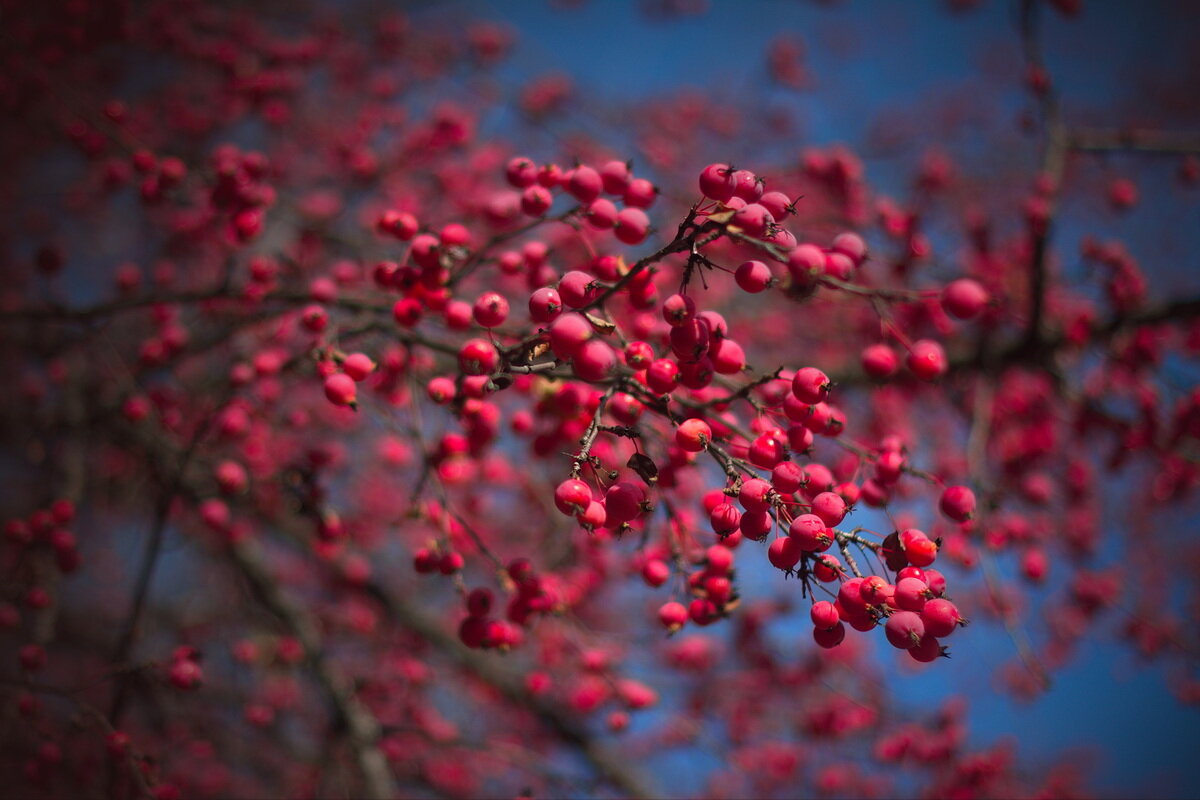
xmin=324 ymin=156 xmax=994 ymax=664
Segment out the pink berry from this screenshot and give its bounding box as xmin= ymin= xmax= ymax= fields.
xmin=748 ymin=433 xmax=786 ymax=468
xmin=645 ymin=358 xmax=680 ymax=394
xmin=458 ymin=338 xmax=498 ymax=375
xmin=599 ymin=160 xmax=631 ymax=195
xmin=831 ymin=232 xmax=868 ymax=265
xmin=899 ymin=528 xmax=938 ymax=567
xmin=614 ymin=208 xmax=650 ymax=244
xmin=771 ymin=461 xmax=804 ymax=494
xmin=559 ymin=270 xmax=599 ymax=308
xmin=605 ymin=481 xmax=646 ymax=526
xmin=573 ymin=339 xmax=616 ymax=381
xmin=920 ymin=598 xmax=966 ymax=638
xmin=941 ymin=278 xmax=989 ymax=320
xmin=528 ymin=287 xmax=563 ymax=323
xmin=623 ymin=178 xmax=657 ymax=208
xmin=548 ymin=313 xmax=592 ymax=360
xmin=658 ymin=601 xmax=688 ymax=632
xmin=698 ymin=163 xmax=735 ymax=202
xmin=342 ymin=353 xmax=376 ymax=381
xmin=894 ymin=577 xmax=931 ymax=612
xmin=885 ymin=610 xmax=926 ymax=650
xmin=584 ymin=198 xmax=618 ymax=229
xmin=710 ymin=338 xmax=747 ymax=374
xmin=908 ymin=633 xmax=946 ymax=663
xmin=758 ymin=191 xmax=793 ymax=221
xmin=731 ymin=203 xmax=773 ymax=238
xmin=554 ymin=479 xmax=592 ymax=516
xmin=730 ymin=169 xmax=762 ymax=202
xmin=739 ymin=510 xmax=773 ymax=541
xmin=738 ymin=479 xmax=774 ymax=512
xmin=787 ymin=244 xmax=825 ymax=282
xmin=443 ymin=300 xmax=473 ymax=331
xmin=940 ymin=485 xmax=977 ymax=522
xmin=567 ymin=165 xmax=602 ymax=203
xmin=788 ymin=514 xmax=830 ymax=552
xmin=767 ymin=536 xmax=803 ymax=571
xmin=473 ymin=292 xmax=509 ymax=328
xmin=676 ymin=418 xmax=713 ymax=452
xmin=642 ymin=559 xmax=670 ymax=587
xmin=792 ymin=367 xmax=830 ymax=404
xmin=323 ymin=373 xmax=357 ymax=408
xmin=811 ymin=491 xmax=847 ymax=527
xmin=861 ymin=344 xmax=898 ymax=378
xmin=735 ymin=260 xmax=772 ymax=293
xmin=505 ymin=156 xmax=538 ymax=188
xmin=427 ymin=376 xmax=456 ymax=404
xmin=624 ymin=341 xmax=654 ymax=370
xmin=906 ymin=339 xmax=948 ymax=381
xmin=813 ymin=621 xmax=846 ymax=648
xmin=810 ymin=600 xmax=840 ymax=630
xmin=662 ymin=293 xmax=696 ymax=326
xmin=521 ymin=185 xmax=553 ymax=216
xmin=710 ymin=503 xmax=742 ymax=537
xmin=824 ymin=251 xmax=855 ymax=280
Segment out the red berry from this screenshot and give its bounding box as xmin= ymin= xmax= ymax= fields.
xmin=789 ymin=514 xmax=831 ymax=552
xmin=554 ymin=479 xmax=592 ymax=516
xmin=792 ymin=367 xmax=830 ymax=404
xmin=908 ymin=633 xmax=946 ymax=663
xmin=810 ymin=600 xmax=840 ymax=630
xmin=641 ymin=559 xmax=670 ymax=587
xmin=528 ymin=287 xmax=562 ymax=323
xmin=861 ymin=344 xmax=898 ymax=378
xmin=710 ymin=503 xmax=742 ymax=537
xmin=676 ymin=418 xmax=712 ymax=452
xmin=548 ymin=313 xmax=592 ymax=360
xmin=342 ymin=353 xmax=376 ymax=381
xmin=738 ymin=479 xmax=773 ymax=512
xmin=831 ymin=232 xmax=868 ymax=265
xmin=885 ymin=610 xmax=926 ymax=650
xmin=614 ymin=208 xmax=650 ymax=244
xmin=658 ymin=601 xmax=688 ymax=632
xmin=645 ymin=358 xmax=681 ymax=394
xmin=567 ymin=165 xmax=602 ymax=203
xmin=811 ymin=491 xmax=847 ymax=527
xmin=505 ymin=157 xmax=538 ymax=188
xmin=573 ymin=339 xmax=616 ymax=381
xmin=458 ymin=338 xmax=498 ymax=375
xmin=473 ymin=292 xmax=510 ymax=328
xmin=767 ymin=536 xmax=803 ymax=571
xmin=906 ymin=339 xmax=948 ymax=381
xmin=940 ymin=485 xmax=977 ymax=522
xmin=323 ymin=373 xmax=357 ymax=408
xmin=698 ymin=163 xmax=735 ymax=202
xmin=895 ymin=577 xmax=931 ymax=612
xmin=739 ymin=510 xmax=773 ymax=541
xmin=899 ymin=528 xmax=938 ymax=567
xmin=813 ymin=622 xmax=846 ymax=649
xmin=605 ymin=482 xmax=646 ymax=526
xmin=941 ymin=278 xmax=989 ymax=319
xmin=521 ymin=185 xmax=553 ymax=216
xmin=921 ymin=598 xmax=966 ymax=638
xmin=735 ymin=260 xmax=772 ymax=293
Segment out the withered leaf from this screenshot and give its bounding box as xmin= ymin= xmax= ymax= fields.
xmin=584 ymin=313 xmax=616 ymax=333
xmin=627 ymin=453 xmax=658 ymax=485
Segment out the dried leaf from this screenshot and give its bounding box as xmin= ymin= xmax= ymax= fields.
xmin=627 ymin=453 xmax=658 ymax=485
xmin=585 ymin=313 xmax=616 ymax=334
